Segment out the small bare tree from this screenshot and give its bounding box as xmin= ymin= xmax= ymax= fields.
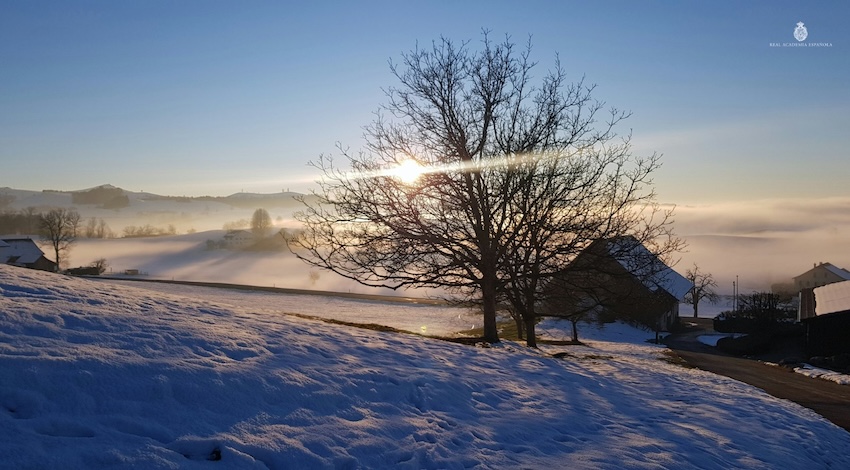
xmin=90 ymin=257 xmax=109 ymax=274
xmin=84 ymin=217 xmax=97 ymax=238
xmin=251 ymin=208 xmax=273 ymax=240
xmin=685 ymin=264 xmax=718 ymax=318
xmin=39 ymin=208 xmax=81 ymax=270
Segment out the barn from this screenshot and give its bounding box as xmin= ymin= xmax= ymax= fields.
xmin=543 ymin=236 xmax=691 ymax=334
xmin=0 ymin=238 xmax=57 ymax=272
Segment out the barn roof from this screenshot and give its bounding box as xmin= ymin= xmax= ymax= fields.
xmin=605 ymin=236 xmax=692 ymax=301
xmin=0 ymin=238 xmax=48 ymax=264
xmin=822 ymin=263 xmax=850 ymax=281
xmin=792 ymin=262 xmax=850 ymax=282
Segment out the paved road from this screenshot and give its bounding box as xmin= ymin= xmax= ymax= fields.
xmin=665 ymin=319 xmax=850 ymax=433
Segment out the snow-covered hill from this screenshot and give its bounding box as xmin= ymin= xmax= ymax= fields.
xmin=1 ymin=265 xmax=848 ymax=469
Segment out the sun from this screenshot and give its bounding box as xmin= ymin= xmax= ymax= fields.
xmin=392 ymin=159 xmax=425 ymax=184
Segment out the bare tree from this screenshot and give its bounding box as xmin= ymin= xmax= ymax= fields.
xmin=251 ymin=208 xmax=273 ymax=240
xmin=84 ymin=217 xmax=113 ymax=239
xmin=496 ymin=139 xmax=680 ymax=346
xmin=685 ymin=264 xmax=718 ymax=318
xmin=96 ymin=218 xmax=113 ymax=239
xmin=39 ymin=208 xmax=81 ymax=270
xmin=84 ymin=217 xmax=97 ymax=238
xmin=223 ymin=219 xmax=249 ymax=231
xmin=90 ymin=257 xmax=109 ymax=274
xmin=89 ymin=258 xmax=109 ymax=275
xmin=292 ymin=33 xmax=674 ymax=343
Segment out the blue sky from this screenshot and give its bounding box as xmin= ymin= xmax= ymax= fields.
xmin=2 ymin=1 xmax=848 ymax=203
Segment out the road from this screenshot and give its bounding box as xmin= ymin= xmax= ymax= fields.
xmin=665 ymin=318 xmax=850 ymax=433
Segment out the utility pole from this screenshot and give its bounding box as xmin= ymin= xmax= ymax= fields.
xmin=734 ymin=274 xmax=741 ymax=312
xmin=732 ymin=281 xmax=736 ymax=312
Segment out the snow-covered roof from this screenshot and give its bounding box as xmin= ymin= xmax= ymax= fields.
xmin=793 ymin=262 xmax=850 ymax=281
xmin=0 ymin=238 xmax=47 ymax=264
xmin=606 ymin=237 xmax=692 ymax=301
xmin=814 ymin=280 xmax=850 ymax=316
xmin=822 ymin=263 xmax=850 ymax=281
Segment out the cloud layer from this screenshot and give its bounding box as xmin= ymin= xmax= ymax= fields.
xmin=672 ymin=197 xmax=850 ymax=292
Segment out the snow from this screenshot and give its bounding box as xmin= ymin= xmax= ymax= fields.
xmin=814 ymin=280 xmax=850 ymax=316
xmin=794 ymin=364 xmax=850 ymax=386
xmin=821 ymin=263 xmax=850 ymax=282
xmin=0 ymin=238 xmax=46 ymax=265
xmin=70 ymin=232 xmax=407 ymax=297
xmin=697 ymin=334 xmax=736 ymax=347
xmin=95 ymin=279 xmax=484 ymax=337
xmin=2 ymin=265 xmax=850 ymax=469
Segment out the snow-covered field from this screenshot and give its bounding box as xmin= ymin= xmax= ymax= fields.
xmin=2 ymin=265 xmax=850 ymax=469
xmin=95 ymin=279 xmax=484 ymax=338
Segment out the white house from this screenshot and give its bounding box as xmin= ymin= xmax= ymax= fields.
xmin=793 ymin=262 xmax=850 ymax=291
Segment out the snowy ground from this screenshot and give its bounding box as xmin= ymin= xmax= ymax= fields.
xmin=2 ymin=265 xmax=850 ymax=469
xmin=793 ymin=365 xmax=850 ymax=386
xmin=94 ymin=279 xmax=484 ymax=338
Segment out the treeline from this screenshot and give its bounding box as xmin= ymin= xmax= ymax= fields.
xmin=1 ymin=208 xmax=191 ymax=240
xmin=0 ymin=209 xmax=115 ymax=239
xmin=0 ymin=209 xmax=41 ymax=234
xmin=83 ymin=217 xmax=115 ymax=239
xmin=122 ymin=224 xmax=177 ymax=238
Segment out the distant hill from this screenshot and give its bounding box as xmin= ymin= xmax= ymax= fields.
xmin=0 ymin=185 xmax=316 ymax=235
xmin=0 ymin=185 xmax=314 ymax=210
xmin=145 ymin=191 xmax=313 ymax=209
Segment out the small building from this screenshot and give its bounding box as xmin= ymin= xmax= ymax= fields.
xmin=0 ymin=238 xmax=57 ymax=272
xmin=793 ymin=262 xmax=850 ymax=291
xmin=544 ymin=236 xmax=692 ymax=333
xmin=223 ymin=229 xmax=255 ymax=249
xmin=798 ymin=280 xmax=850 ymax=356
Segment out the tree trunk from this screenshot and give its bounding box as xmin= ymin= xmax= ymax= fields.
xmin=513 ymin=314 xmax=524 ymax=340
xmin=693 ymin=300 xmax=699 ymax=319
xmin=481 ymin=279 xmax=499 ymax=343
xmin=524 ymin=316 xmax=537 ymax=348
xmin=571 ymin=319 xmax=579 ymax=342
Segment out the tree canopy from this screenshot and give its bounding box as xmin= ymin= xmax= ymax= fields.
xmin=292 ymin=33 xmax=679 ymax=344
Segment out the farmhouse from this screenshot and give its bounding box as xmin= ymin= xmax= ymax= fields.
xmin=798 ymin=280 xmax=850 ymax=356
xmin=543 ymin=236 xmax=691 ymax=333
xmin=792 ymin=262 xmax=850 ymax=291
xmin=223 ymin=229 xmax=254 ymax=249
xmin=0 ymin=238 xmax=57 ymax=272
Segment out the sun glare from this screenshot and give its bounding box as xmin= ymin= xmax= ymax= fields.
xmin=393 ymin=160 xmax=425 ymax=184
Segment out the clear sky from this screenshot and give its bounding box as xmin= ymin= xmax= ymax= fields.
xmin=2 ymin=1 xmax=848 ymax=204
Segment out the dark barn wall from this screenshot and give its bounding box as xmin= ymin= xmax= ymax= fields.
xmin=805 ymin=311 xmax=850 ymax=357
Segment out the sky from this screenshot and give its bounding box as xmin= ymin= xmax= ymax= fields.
xmin=2 ymin=1 xmax=849 ymax=204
